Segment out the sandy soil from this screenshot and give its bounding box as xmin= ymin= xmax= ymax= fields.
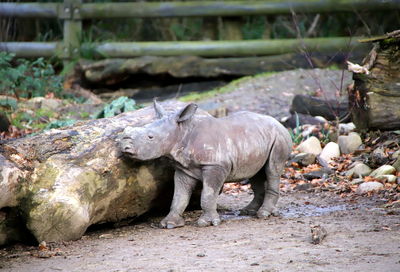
xmin=1 ymin=189 xmax=399 ymax=272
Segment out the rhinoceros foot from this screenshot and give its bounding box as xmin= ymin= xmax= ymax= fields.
xmin=257 ymin=208 xmax=279 ymax=219
xmin=197 ymin=212 xmax=221 ymax=227
xmin=160 ymin=214 xmax=185 ymax=229
xmin=239 ymin=208 xmax=258 ymax=216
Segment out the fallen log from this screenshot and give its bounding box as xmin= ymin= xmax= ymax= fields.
xmin=79 ymin=52 xmax=365 ymax=86
xmin=290 ymin=94 xmax=349 ymax=121
xmin=349 ymin=30 xmax=400 ymax=130
xmin=0 ymin=101 xmax=200 ymax=245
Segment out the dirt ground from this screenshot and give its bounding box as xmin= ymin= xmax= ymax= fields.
xmin=197 ymin=68 xmax=352 ymax=120
xmin=1 ymin=189 xmax=399 ymax=272
xmin=1 ymin=68 xmax=399 ymax=271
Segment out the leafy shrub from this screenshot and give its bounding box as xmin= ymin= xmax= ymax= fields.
xmin=93 ymin=96 xmax=140 ymax=119
xmin=0 ymin=52 xmax=63 ymax=98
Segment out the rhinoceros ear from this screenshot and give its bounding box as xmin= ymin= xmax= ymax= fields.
xmin=153 ymin=99 xmax=166 ymax=119
xmin=176 ymin=103 xmax=198 ymax=123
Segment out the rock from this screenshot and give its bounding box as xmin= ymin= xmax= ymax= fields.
xmin=392 ymin=150 xmax=400 ymax=159
xmin=392 ymin=156 xmax=400 ymax=172
xmin=356 ymin=182 xmax=384 ymax=194
xmin=338 ymin=132 xmax=362 ymax=154
xmin=281 ymin=113 xmax=326 ymax=129
xmin=294 ymin=183 xmax=314 ymax=191
xmin=351 ymin=178 xmax=364 ymax=185
xmin=41 ymin=98 xmax=64 ymax=111
xmin=303 ymin=168 xmax=333 ymax=180
xmin=338 ymin=122 xmax=356 ymax=134
xmin=370 ymin=165 xmax=396 ymax=177
xmin=371 ymin=147 xmax=389 ymax=166
xmin=296 ymin=136 xmax=322 ymax=155
xmin=290 ymin=152 xmax=316 ymax=166
xmin=310 ymin=225 xmax=327 ymax=244
xmin=319 ymin=142 xmax=340 ymax=162
xmin=346 ymin=163 xmax=372 ymax=178
xmin=375 ymin=175 xmax=397 ymax=183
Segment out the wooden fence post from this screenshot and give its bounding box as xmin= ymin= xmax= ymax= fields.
xmin=60 ymin=0 xmax=82 ymax=66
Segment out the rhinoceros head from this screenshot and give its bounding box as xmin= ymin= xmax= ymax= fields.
xmin=120 ymin=101 xmax=198 ymax=161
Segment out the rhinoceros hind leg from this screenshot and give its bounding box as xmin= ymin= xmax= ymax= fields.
xmin=258 ymin=138 xmax=290 ymax=219
xmin=240 ymin=170 xmax=265 ymax=216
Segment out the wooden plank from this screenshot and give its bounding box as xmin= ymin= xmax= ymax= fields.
xmin=79 ymin=0 xmax=400 ymax=18
xmin=87 ymin=37 xmax=368 ymax=57
xmin=0 ymin=42 xmax=58 ymax=57
xmin=0 ymin=3 xmax=58 ymax=18
xmin=62 ymin=0 xmax=82 ymax=62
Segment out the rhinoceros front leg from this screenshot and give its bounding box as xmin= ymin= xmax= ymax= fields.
xmin=197 ymin=166 xmax=227 ymax=227
xmin=160 ymin=170 xmax=197 ymax=229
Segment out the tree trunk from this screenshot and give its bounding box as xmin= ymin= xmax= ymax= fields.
xmin=0 ymin=101 xmax=198 ymax=245
xmin=350 ymin=30 xmax=400 ymax=130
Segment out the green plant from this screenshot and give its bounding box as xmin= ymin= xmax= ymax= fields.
xmin=288 ymin=113 xmax=304 ymax=145
xmin=0 ymin=52 xmax=63 ymax=98
xmin=93 ymin=96 xmax=140 ymax=119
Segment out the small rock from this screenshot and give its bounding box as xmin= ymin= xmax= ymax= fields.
xmin=371 ymin=147 xmax=389 ymax=166
xmin=310 ymin=225 xmax=327 ymax=244
xmin=370 ymin=165 xmax=396 ymax=177
xmin=392 ymin=150 xmax=400 ymax=159
xmin=392 ymin=156 xmax=400 ymax=172
xmin=319 ymin=142 xmax=340 ymax=162
xmin=296 ymin=136 xmax=322 ymax=155
xmin=41 ymin=98 xmax=64 ymax=111
xmin=338 ymin=122 xmax=356 ymax=134
xmin=351 ymin=178 xmax=364 ymax=185
xmin=356 ymin=182 xmax=384 ymax=194
xmin=346 ymin=163 xmax=372 ymax=178
xmin=375 ymin=175 xmax=397 ymax=183
xmin=294 ymin=183 xmax=314 ymax=191
xmin=290 ymin=153 xmax=316 ymax=166
xmin=338 ymin=132 xmax=362 ymax=154
xmin=303 ymin=168 xmax=333 ymax=180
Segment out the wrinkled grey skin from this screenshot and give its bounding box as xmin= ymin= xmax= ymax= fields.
xmin=120 ymin=101 xmax=292 ymax=228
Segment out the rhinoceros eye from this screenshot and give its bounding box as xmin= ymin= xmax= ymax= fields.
xmin=148 ymin=134 xmax=154 ymax=140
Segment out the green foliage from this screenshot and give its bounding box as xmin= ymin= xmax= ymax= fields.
xmin=44 ymin=119 xmax=76 ymax=130
xmin=170 ymin=18 xmax=203 ymax=41
xmin=10 ymin=108 xmax=55 ymax=130
xmin=0 ymin=98 xmax=18 ymax=111
xmin=93 ymin=96 xmax=140 ymax=119
xmin=288 ymin=113 xmax=303 ymax=145
xmin=242 ymin=16 xmax=267 ymax=40
xmin=0 ymin=52 xmax=63 ymax=98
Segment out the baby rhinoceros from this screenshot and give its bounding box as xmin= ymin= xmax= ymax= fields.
xmin=119 ymin=101 xmax=292 ymax=229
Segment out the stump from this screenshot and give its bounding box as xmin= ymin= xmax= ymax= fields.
xmin=349 ymin=30 xmax=400 ymax=130
xmin=0 ymin=101 xmax=201 ymax=245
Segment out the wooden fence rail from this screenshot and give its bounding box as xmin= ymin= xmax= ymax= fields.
xmin=0 ymin=0 xmax=399 ymax=62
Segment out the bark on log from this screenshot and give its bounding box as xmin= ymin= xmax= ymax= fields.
xmin=0 ymin=101 xmax=199 ymax=245
xmin=290 ymin=94 xmax=349 ymax=121
xmin=350 ymin=30 xmax=400 ymax=130
xmin=80 ymin=52 xmax=365 ymax=85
